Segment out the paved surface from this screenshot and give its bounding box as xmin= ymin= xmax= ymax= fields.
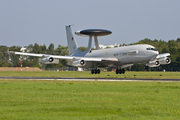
xmin=0 ymin=76 xmax=180 ymax=82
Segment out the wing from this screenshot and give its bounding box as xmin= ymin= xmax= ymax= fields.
xmin=156 ymin=53 xmax=170 ymax=59
xmin=15 ymin=52 xmax=73 ymax=60
xmin=150 ymin=53 xmax=170 ymax=61
xmin=15 ymin=52 xmax=118 ymax=62
xmin=149 ymin=53 xmax=171 ymax=67
xmin=79 ymin=57 xmax=118 ymax=62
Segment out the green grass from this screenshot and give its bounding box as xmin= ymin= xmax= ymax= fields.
xmin=0 ymin=71 xmax=180 ymax=79
xmin=0 ymin=80 xmax=180 ymax=120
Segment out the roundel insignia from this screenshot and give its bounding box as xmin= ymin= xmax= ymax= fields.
xmin=72 ymin=37 xmax=74 ymax=40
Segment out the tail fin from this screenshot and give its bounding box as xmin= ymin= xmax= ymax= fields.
xmin=66 ymin=25 xmax=81 ymax=55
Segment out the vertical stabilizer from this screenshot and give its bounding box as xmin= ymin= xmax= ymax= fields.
xmin=66 ymin=25 xmax=80 ymax=55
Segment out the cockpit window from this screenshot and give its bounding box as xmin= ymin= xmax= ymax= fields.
xmin=151 ymin=48 xmax=157 ymax=51
xmin=146 ymin=47 xmax=157 ymax=51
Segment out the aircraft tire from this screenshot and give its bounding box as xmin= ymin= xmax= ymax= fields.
xmin=94 ymin=69 xmax=97 ymax=74
xmin=91 ymin=69 xmax=94 ymax=74
xmin=144 ymin=65 xmax=149 ymax=70
xmin=116 ymin=69 xmax=119 ymax=74
xmin=122 ymin=69 xmax=125 ymax=74
xmin=119 ymin=69 xmax=122 ymax=74
xmin=97 ymin=69 xmax=100 ymax=74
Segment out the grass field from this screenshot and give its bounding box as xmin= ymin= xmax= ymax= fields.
xmin=0 ymin=71 xmax=180 ymax=79
xmin=0 ymin=80 xmax=180 ymax=120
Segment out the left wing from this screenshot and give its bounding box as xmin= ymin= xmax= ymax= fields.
xmin=156 ymin=53 xmax=170 ymax=59
xmin=149 ymin=53 xmax=171 ymax=67
xmin=150 ymin=53 xmax=170 ymax=61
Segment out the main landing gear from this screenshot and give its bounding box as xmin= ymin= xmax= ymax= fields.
xmin=91 ymin=69 xmax=100 ymax=74
xmin=116 ymin=68 xmax=125 ymax=74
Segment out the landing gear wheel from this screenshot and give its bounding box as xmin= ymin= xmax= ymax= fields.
xmin=94 ymin=69 xmax=97 ymax=74
xmin=119 ymin=69 xmax=122 ymax=74
xmin=116 ymin=69 xmax=119 ymax=74
xmin=144 ymin=65 xmax=149 ymax=70
xmin=97 ymin=69 xmax=100 ymax=74
xmin=91 ymin=69 xmax=100 ymax=74
xmin=91 ymin=69 xmax=94 ymax=74
xmin=122 ymin=69 xmax=125 ymax=74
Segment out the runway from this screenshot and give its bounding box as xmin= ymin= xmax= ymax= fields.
xmin=0 ymin=76 xmax=180 ymax=82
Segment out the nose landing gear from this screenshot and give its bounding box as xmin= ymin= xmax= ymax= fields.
xmin=144 ymin=65 xmax=149 ymax=70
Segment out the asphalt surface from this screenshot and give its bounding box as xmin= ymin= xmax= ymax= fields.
xmin=0 ymin=76 xmax=180 ymax=81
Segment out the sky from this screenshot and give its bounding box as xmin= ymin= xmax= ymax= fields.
xmin=1 ymin=0 xmax=180 ymax=48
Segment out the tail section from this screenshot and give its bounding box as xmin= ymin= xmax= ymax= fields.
xmin=66 ymin=25 xmax=81 ymax=55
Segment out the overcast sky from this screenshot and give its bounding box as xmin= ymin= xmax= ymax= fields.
xmin=1 ymin=0 xmax=180 ymax=48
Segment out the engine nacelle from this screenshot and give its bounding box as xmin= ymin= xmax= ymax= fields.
xmin=40 ymin=57 xmax=58 ymax=64
xmin=159 ymin=57 xmax=171 ymax=65
xmin=72 ymin=59 xmax=86 ymax=67
xmin=147 ymin=60 xmax=160 ymax=67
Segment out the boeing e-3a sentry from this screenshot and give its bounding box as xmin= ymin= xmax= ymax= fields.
xmin=15 ymin=25 xmax=171 ymax=74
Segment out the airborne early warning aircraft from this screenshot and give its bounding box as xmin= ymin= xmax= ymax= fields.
xmin=15 ymin=25 xmax=171 ymax=74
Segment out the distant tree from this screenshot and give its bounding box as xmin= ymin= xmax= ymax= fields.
xmin=0 ymin=46 xmax=8 ymax=52
xmin=9 ymin=46 xmax=21 ymax=67
xmin=2 ymin=62 xmax=11 ymax=67
xmin=168 ymin=40 xmax=177 ymax=48
xmin=91 ymin=48 xmax=95 ymax=50
xmin=178 ymin=48 xmax=180 ymax=53
xmin=169 ymin=47 xmax=178 ymax=55
xmin=54 ymin=45 xmax=68 ymax=55
xmin=9 ymin=46 xmax=21 ymax=52
xmin=0 ymin=46 xmax=8 ymax=62
xmin=79 ymin=46 xmax=88 ymax=52
xmin=162 ymin=47 xmax=169 ymax=53
xmin=26 ymin=44 xmax=33 ymax=52
xmin=47 ymin=43 xmax=54 ymax=54
xmin=40 ymin=44 xmax=47 ymax=54
xmin=33 ymin=43 xmax=41 ymax=53
xmin=176 ymin=38 xmax=180 ymax=42
xmin=105 ymin=46 xmax=111 ymax=49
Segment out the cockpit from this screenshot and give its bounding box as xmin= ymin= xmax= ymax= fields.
xmin=146 ymin=47 xmax=157 ymax=51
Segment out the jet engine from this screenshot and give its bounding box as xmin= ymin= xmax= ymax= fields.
xmin=40 ymin=56 xmax=58 ymax=64
xmin=72 ymin=59 xmax=86 ymax=67
xmin=159 ymin=57 xmax=171 ymax=65
xmin=147 ymin=60 xmax=160 ymax=67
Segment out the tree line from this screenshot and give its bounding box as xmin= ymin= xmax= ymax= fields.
xmin=0 ymin=38 xmax=180 ymax=71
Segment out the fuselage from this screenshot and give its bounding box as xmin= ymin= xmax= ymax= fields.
xmin=70 ymin=44 xmax=159 ymax=68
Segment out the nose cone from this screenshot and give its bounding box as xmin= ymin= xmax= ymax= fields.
xmin=156 ymin=51 xmax=159 ymax=55
xmin=150 ymin=50 xmax=159 ymax=57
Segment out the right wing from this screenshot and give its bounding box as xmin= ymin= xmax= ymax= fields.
xmin=15 ymin=52 xmax=74 ymax=60
xmin=15 ymin=52 xmax=119 ymax=62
